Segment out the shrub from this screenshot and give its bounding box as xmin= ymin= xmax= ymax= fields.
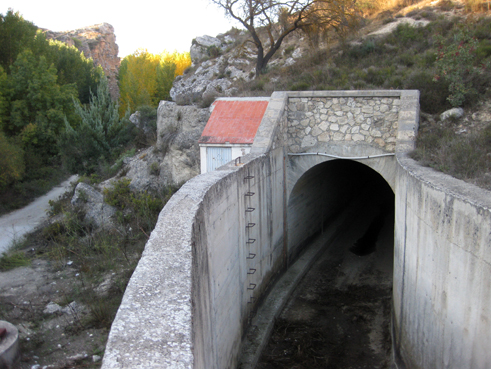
xmin=207 ymin=45 xmax=222 ymax=58
xmin=149 ymin=162 xmax=160 ymax=176
xmin=405 ymin=69 xmax=451 ymax=113
xmin=103 ymin=178 xmax=176 ymax=233
xmin=348 ymin=39 xmax=378 ymax=59
xmin=412 ymin=122 xmax=491 ymax=185
xmin=284 ymin=45 xmax=295 ymax=56
xmin=433 ymin=27 xmax=485 ymax=106
xmin=290 ymin=81 xmax=311 ymax=91
xmin=0 ymin=251 xmax=29 ymax=271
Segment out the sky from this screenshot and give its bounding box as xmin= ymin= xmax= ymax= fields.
xmin=3 ymin=0 xmax=238 ymax=58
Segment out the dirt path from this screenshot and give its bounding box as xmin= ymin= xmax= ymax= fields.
xmin=0 ymin=175 xmax=78 ymax=254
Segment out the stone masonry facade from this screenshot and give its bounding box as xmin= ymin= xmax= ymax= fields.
xmin=287 ymin=96 xmax=400 ymax=153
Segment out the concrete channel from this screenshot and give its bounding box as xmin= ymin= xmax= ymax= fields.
xmin=239 ymin=159 xmax=395 ymax=368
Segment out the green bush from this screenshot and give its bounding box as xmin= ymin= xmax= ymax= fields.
xmin=348 ymin=39 xmax=379 ymax=59
xmin=207 ymin=45 xmax=221 ymax=58
xmin=0 ymin=251 xmax=29 ymax=271
xmin=290 ymin=81 xmax=311 ymax=91
xmin=103 ymin=178 xmax=177 ymax=233
xmin=433 ymin=27 xmax=484 ymax=106
xmin=412 ymin=122 xmax=491 ymax=184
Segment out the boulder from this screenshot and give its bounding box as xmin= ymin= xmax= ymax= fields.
xmin=190 ymin=35 xmax=223 ymax=62
xmin=156 ymin=102 xmax=211 ymax=185
xmin=105 ymin=102 xmax=210 ymax=192
xmin=170 ymin=55 xmax=249 ymax=104
xmin=117 ymin=147 xmax=163 ymax=192
xmin=440 ymin=107 xmax=464 ymax=121
xmin=71 ymin=182 xmax=116 ymax=229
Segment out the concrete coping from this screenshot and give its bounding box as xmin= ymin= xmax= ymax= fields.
xmin=397 ymin=153 xmax=491 ymax=212
xmin=287 ymin=90 xmax=406 ymax=98
xmin=214 ymin=97 xmax=271 ymax=101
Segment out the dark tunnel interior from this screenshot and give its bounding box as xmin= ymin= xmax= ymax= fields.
xmin=287 ymin=159 xmax=394 ymax=263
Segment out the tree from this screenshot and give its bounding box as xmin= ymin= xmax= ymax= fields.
xmin=5 ymin=50 xmax=78 ymax=154
xmin=211 ymin=0 xmax=358 ymax=76
xmin=0 ymin=9 xmax=37 ymax=70
xmin=118 ymin=49 xmax=191 ymax=115
xmin=38 ymin=37 xmax=104 ymax=104
xmin=59 ymin=77 xmax=135 ymax=174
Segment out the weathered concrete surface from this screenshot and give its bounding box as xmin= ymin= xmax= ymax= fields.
xmin=393 ymin=154 xmax=491 ymax=369
xmin=0 ymin=320 xmax=19 ymax=368
xmin=0 ymin=175 xmax=78 ymax=254
xmin=102 ymin=169 xmax=231 ymax=369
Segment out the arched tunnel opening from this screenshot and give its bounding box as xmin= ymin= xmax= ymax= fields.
xmin=257 ymin=159 xmax=395 ymax=368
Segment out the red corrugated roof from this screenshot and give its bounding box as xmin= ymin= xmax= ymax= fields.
xmin=198 ymin=100 xmax=269 ymax=144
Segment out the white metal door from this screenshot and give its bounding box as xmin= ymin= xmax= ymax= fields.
xmin=207 ymin=147 xmax=232 ymax=172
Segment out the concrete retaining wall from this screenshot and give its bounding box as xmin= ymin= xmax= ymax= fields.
xmin=101 ymin=92 xmax=288 ymax=369
xmin=393 ymin=154 xmax=491 ymax=369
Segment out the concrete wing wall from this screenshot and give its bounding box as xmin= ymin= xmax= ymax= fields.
xmin=394 ymin=155 xmax=491 ymax=369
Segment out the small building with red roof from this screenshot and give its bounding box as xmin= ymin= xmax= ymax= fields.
xmin=198 ymin=98 xmax=269 ymax=173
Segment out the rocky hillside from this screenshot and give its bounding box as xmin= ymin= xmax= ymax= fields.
xmin=171 ymin=29 xmax=307 ymax=105
xmin=44 ymin=23 xmax=120 ymax=99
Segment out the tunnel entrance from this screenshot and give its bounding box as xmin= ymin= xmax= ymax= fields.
xmin=257 ymin=159 xmax=394 ymax=368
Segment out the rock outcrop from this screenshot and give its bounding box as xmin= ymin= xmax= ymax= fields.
xmin=98 ymin=103 xmax=211 ymax=194
xmin=71 ymin=182 xmax=116 ymax=229
xmin=155 ymin=102 xmax=211 ymax=185
xmin=170 ymin=31 xmax=306 ymax=105
xmin=44 ymin=23 xmax=120 ymax=99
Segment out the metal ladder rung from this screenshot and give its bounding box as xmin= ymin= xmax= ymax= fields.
xmin=245 ymin=207 xmax=255 ymax=213
xmin=247 ymin=253 xmax=256 ymax=259
xmin=247 ymin=283 xmax=257 ymax=290
xmin=247 ymin=296 xmax=256 ymax=304
xmin=244 ymin=175 xmax=255 ymax=180
xmin=247 ymin=268 xmax=256 ymax=275
xmin=246 ymin=238 xmax=256 ymax=244
xmin=245 ymin=192 xmax=255 ymax=197
xmin=246 ymin=223 xmax=256 ymax=229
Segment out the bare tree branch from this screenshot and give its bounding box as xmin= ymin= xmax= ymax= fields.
xmin=211 ymin=0 xmax=358 ymax=77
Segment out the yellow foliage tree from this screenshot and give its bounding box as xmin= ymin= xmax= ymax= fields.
xmin=118 ymin=49 xmax=191 ymax=116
